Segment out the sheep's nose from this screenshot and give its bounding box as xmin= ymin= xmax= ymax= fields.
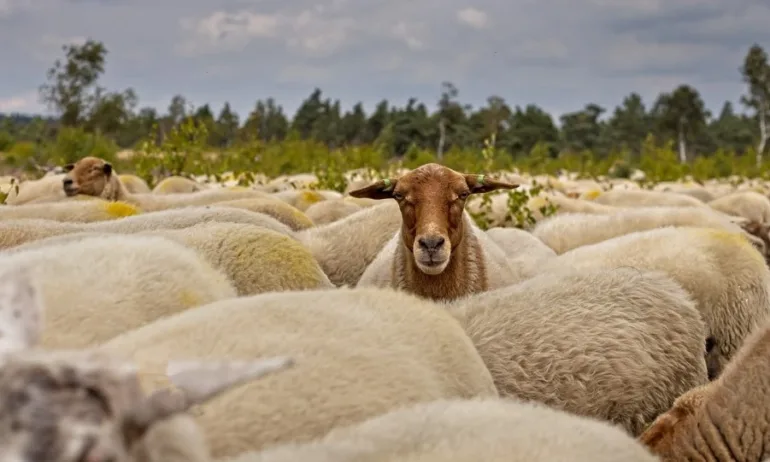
xmin=62 ymin=178 xmax=73 ymax=186
xmin=418 ymin=236 xmax=445 ymax=251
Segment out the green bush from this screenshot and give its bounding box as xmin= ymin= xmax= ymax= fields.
xmin=4 ymin=122 xmax=770 ymax=226
xmin=48 ymin=126 xmax=119 ymax=166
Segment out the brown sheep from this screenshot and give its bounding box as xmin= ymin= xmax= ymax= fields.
xmin=639 ymin=319 xmax=770 ymax=461
xmin=62 ymin=157 xmax=268 ymax=211
xmin=351 ymin=163 xmax=520 ymax=301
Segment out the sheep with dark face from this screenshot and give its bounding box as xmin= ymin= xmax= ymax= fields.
xmin=0 ymin=269 xmax=294 ymax=462
xmin=351 ymin=163 xmax=521 ymax=301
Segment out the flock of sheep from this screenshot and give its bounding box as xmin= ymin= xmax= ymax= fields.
xmin=0 ymin=156 xmax=769 ymax=461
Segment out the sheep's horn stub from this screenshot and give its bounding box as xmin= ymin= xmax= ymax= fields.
xmin=121 ymin=356 xmax=295 ymax=444
xmin=166 ymin=356 xmax=296 ymax=404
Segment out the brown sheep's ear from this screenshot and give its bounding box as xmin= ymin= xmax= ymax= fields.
xmin=637 ymin=414 xmax=674 ymax=448
xmin=464 ymin=174 xmax=519 ymax=194
xmin=63 ymin=163 xmax=75 ymax=172
xmin=348 ymin=178 xmax=398 ymax=200
xmin=102 ymin=163 xmax=113 ymax=176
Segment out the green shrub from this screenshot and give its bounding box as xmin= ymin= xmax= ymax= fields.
xmin=48 ymin=126 xmax=118 ymax=165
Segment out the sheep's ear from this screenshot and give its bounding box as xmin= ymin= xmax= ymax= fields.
xmin=638 ymin=413 xmax=675 ymax=448
xmin=102 ymin=163 xmax=113 ymax=176
xmin=63 ymin=163 xmax=75 ymax=172
xmin=121 ymin=357 xmax=294 ymax=444
xmin=464 ymin=174 xmax=519 ymax=194
xmin=0 ymin=269 xmax=44 ymax=355
xmin=348 ymin=179 xmax=398 ymax=200
xmin=738 ymin=221 xmax=769 ymax=255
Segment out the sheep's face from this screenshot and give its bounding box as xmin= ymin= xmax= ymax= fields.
xmin=0 ymin=353 xmax=143 ymax=462
xmin=349 ymin=163 xmax=518 ymax=275
xmin=63 ymin=157 xmax=113 ymax=198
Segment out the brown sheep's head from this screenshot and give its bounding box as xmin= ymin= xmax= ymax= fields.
xmin=638 ymin=383 xmax=712 ymax=455
xmin=62 ymin=157 xmax=114 ymax=198
xmin=349 ymin=163 xmax=517 ymax=275
xmin=0 ymin=269 xmax=295 ymax=462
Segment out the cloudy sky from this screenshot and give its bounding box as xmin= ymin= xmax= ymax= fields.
xmin=0 ymin=0 xmax=768 ymax=122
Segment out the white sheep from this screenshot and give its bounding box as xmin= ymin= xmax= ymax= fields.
xmin=303 ymin=198 xmax=363 ymax=225
xmin=4 ymin=173 xmax=67 ymax=205
xmin=0 ymin=198 xmax=140 ymax=222
xmin=708 ymin=190 xmax=770 ymax=224
xmin=653 ymin=181 xmax=715 ymax=202
xmin=0 ymin=234 xmax=237 ymax=349
xmin=0 ymin=205 xmax=295 ymax=250
xmin=118 ymin=173 xmax=152 ymax=193
xmin=152 ymin=175 xmax=204 ymax=194
xmin=212 ymin=197 xmax=315 ymax=231
xmin=10 ymin=223 xmax=334 ymax=295
xmin=269 ymin=189 xmax=341 ymax=211
xmin=0 ymin=268 xmax=294 ymax=462
xmin=446 ymin=267 xmax=708 ymax=435
xmin=98 ymin=287 xmax=499 ymax=458
xmin=484 ymin=226 xmax=557 ymax=278
xmin=297 ymin=201 xmax=403 ymax=286
xmin=525 ymin=192 xmax=623 ymax=224
xmin=351 ymin=163 xmax=521 ymax=301
xmin=230 ymin=398 xmax=659 ymax=462
xmin=532 ymin=206 xmax=757 ymax=254
xmin=537 ymin=226 xmax=770 ymax=378
xmin=588 ymin=189 xmax=709 ymax=208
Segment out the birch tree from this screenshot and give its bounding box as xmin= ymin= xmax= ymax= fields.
xmin=740 ymin=44 xmax=770 ymax=166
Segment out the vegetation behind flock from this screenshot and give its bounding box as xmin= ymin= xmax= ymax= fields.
xmin=1 ymin=39 xmax=770 ymax=228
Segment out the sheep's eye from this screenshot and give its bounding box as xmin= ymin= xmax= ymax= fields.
xmin=393 ymin=193 xmax=404 ymax=201
xmin=458 ymin=192 xmax=470 ymax=200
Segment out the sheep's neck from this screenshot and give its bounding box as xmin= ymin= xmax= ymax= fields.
xmin=393 ymin=223 xmax=487 ymax=302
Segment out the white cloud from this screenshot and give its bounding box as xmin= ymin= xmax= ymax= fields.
xmin=603 ymin=37 xmax=721 ymax=72
xmin=0 ymin=92 xmax=42 ymax=114
xmin=177 ymin=10 xmax=280 ymax=55
xmin=31 ymin=35 xmax=88 ymax=62
xmin=0 ymin=0 xmax=30 ymax=18
xmin=456 ymin=7 xmax=489 ymax=29
xmin=0 ymin=0 xmax=766 ymax=121
xmin=390 ymin=21 xmax=426 ymax=50
xmin=177 ymin=8 xmax=359 ymax=57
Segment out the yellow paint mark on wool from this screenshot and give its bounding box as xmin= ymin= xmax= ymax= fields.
xmin=289 ymin=208 xmax=315 ymax=228
xmin=698 ymin=228 xmax=750 ymax=245
xmin=580 ymin=189 xmax=602 ymax=200
xmin=178 ymin=289 xmax=202 ymax=308
xmin=694 ymin=228 xmax=765 ymax=263
xmin=261 ymin=233 xmax=324 ymax=289
xmin=299 ymin=190 xmax=323 ymax=204
xmin=549 ymin=179 xmax=565 ymax=192
xmin=103 ymin=201 xmax=140 ymax=218
xmin=526 ymin=196 xmax=550 ymax=211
